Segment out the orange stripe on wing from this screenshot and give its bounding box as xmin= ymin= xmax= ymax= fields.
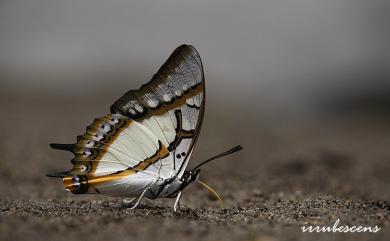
xmin=138 ymin=83 xmax=204 ymax=120
xmin=85 ymin=140 xmax=169 ymax=187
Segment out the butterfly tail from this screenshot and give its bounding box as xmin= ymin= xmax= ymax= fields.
xmin=46 ymin=171 xmax=70 ymax=178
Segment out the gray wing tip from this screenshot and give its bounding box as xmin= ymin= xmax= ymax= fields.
xmin=110 ymin=44 xmax=203 ymax=116
xmin=176 ymin=44 xmax=200 ymax=55
xmin=177 ymin=43 xmax=194 ymax=49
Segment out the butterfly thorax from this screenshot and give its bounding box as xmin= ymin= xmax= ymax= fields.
xmin=148 ymin=169 xmax=200 ymax=199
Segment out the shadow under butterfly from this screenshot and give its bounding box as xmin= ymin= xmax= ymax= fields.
xmin=47 ymin=45 xmax=243 ymax=211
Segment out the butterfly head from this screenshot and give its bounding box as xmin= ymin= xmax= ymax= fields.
xmin=181 ymin=169 xmax=201 ymax=187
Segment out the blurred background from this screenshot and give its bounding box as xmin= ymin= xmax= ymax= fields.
xmin=1 ymin=0 xmax=390 ymax=112
xmin=1 ymin=1 xmax=390 ymax=241
xmin=0 ymin=0 xmax=389 ymax=201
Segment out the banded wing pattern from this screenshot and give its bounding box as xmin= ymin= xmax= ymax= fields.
xmin=49 ymin=45 xmax=205 ymax=196
xmin=51 ymin=114 xmax=171 ymax=196
xmin=111 ymin=44 xmax=205 ymax=178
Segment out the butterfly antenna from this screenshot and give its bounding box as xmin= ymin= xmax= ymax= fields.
xmin=197 ymin=180 xmax=223 ymax=207
xmin=192 ymin=145 xmax=243 ymax=171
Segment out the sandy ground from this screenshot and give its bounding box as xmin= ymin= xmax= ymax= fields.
xmin=0 ymin=91 xmax=389 ymax=241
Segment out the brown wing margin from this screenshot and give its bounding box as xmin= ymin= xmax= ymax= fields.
xmin=110 ymin=44 xmax=204 ymax=119
xmin=110 ymin=44 xmax=206 ymax=176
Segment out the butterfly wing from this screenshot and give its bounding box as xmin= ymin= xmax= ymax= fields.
xmin=111 ymin=44 xmax=205 ymax=178
xmin=50 ymin=114 xmax=172 ymax=196
xmin=49 ymin=45 xmax=205 ymax=196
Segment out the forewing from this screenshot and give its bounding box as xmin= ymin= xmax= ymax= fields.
xmin=110 ymin=44 xmax=205 ymax=177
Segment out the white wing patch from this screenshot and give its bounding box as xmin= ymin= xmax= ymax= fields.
xmin=141 ymin=114 xmax=177 ymax=147
xmin=135 ymin=93 xmax=202 ymax=177
xmin=94 ymin=120 xmax=161 ymax=174
xmin=94 ymin=171 xmax=156 ymax=197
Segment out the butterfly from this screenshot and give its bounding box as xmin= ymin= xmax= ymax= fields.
xmin=48 ymin=44 xmax=242 ymax=211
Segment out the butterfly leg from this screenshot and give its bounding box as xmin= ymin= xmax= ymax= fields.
xmin=122 ymin=198 xmax=136 ymax=207
xmin=173 ymin=191 xmax=182 ymax=212
xmin=130 ymin=187 xmax=150 ymax=210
